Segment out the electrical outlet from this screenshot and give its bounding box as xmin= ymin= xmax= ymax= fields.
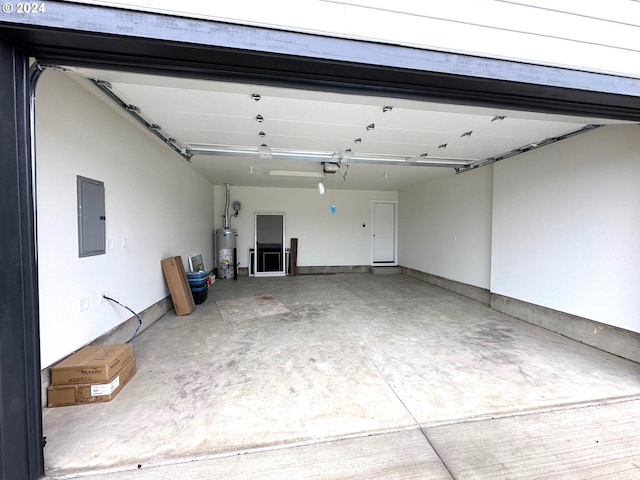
xmin=100 ymin=291 xmax=109 ymax=303
xmin=80 ymin=297 xmax=89 ymax=311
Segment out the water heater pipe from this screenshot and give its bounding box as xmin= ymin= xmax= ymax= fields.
xmin=223 ymin=183 xmax=231 ymax=229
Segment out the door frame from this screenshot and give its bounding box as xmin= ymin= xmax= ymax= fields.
xmin=254 ymin=211 xmax=286 ymax=277
xmin=0 ymin=40 xmax=44 ymax=480
xmin=371 ymin=200 xmax=398 ymax=267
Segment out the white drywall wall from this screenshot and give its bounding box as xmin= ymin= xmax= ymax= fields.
xmin=36 ymin=70 xmax=215 ymax=368
xmin=72 ymin=1 xmax=640 ymax=79
xmin=492 ymin=125 xmax=640 ymax=332
xmin=213 ymin=185 xmax=397 ymax=268
xmin=398 ymin=168 xmax=493 ymax=289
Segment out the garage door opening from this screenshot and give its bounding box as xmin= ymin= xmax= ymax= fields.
xmin=2 ymin=4 xmax=639 ymax=478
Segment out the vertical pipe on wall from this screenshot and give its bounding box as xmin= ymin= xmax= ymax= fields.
xmin=223 ymin=183 xmax=231 ymax=230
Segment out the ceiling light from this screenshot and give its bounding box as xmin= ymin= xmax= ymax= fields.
xmin=258 ymin=131 xmax=266 ymax=138
xmin=461 ymin=130 xmax=473 ymax=137
xmin=255 ymin=114 xmax=264 ymax=123
xmin=343 ymin=148 xmax=353 ymax=159
xmin=268 ymin=170 xmax=323 ymax=178
xmin=318 ymin=182 xmax=326 ymax=195
xmin=251 ymin=93 xmax=261 ymax=102
xmin=420 ymin=153 xmax=428 ymax=158
xmin=383 ymin=106 xmax=393 ymax=113
xmin=438 ymin=143 xmax=448 ymax=149
xmin=366 ymin=123 xmax=375 ymax=131
xmin=354 ymin=138 xmax=362 ymax=144
xmin=491 ymin=116 xmax=506 ymax=122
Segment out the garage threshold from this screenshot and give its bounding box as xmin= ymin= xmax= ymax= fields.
xmin=42 ymin=274 xmax=640 ymax=479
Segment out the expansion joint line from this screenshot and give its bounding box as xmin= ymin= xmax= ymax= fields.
xmin=343 ymin=319 xmax=458 ymax=478
xmin=357 ymin=341 xmax=458 ymax=478
xmin=340 ymin=313 xmax=422 ymax=427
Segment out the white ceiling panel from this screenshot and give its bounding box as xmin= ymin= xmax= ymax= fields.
xmin=64 ymin=66 xmax=631 ymax=191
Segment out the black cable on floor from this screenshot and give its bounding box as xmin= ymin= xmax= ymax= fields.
xmin=103 ymin=295 xmax=142 ymax=345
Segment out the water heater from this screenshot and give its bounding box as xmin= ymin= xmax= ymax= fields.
xmin=216 ymin=228 xmax=236 ymax=279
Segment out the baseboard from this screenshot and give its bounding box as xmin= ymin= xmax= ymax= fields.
xmin=41 ymin=295 xmax=173 ymax=409
xmin=296 ymin=265 xmax=370 ymax=275
xmin=491 ymin=294 xmax=640 ymax=364
xmin=240 ymin=265 xmax=370 ymax=276
xmin=401 ymin=267 xmax=491 ymax=305
xmin=399 ymin=268 xmax=640 ymax=363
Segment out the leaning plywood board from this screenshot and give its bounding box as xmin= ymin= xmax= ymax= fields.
xmin=161 ymin=256 xmax=195 ymax=315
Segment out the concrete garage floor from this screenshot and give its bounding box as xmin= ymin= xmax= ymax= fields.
xmin=42 ymin=274 xmax=640 ymax=479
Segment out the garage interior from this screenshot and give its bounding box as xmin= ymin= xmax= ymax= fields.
xmin=2 ymin=3 xmax=640 ymax=479
xmin=35 ymin=63 xmax=640 ymax=479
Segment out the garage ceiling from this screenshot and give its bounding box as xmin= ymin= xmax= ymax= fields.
xmin=64 ymin=66 xmax=628 ymax=191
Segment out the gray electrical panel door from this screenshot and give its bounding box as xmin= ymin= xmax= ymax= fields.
xmin=77 ymin=176 xmax=106 ymax=257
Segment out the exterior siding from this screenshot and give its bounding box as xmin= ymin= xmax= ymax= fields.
xmin=69 ymin=0 xmax=640 ymax=78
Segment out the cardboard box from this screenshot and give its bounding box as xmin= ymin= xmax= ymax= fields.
xmin=50 ymin=343 xmax=134 ymax=385
xmin=161 ymin=256 xmax=195 ymax=315
xmin=48 ymin=357 xmax=136 ymax=407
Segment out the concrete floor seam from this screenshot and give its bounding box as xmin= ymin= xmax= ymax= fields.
xmin=418 ymin=394 xmax=640 ymax=430
xmin=340 ymin=308 xmax=422 ymax=428
xmin=421 ymin=429 xmax=458 ymax=480
xmin=339 ymin=302 xmax=461 ymax=477
xmin=44 ymin=427 xmax=425 ymax=480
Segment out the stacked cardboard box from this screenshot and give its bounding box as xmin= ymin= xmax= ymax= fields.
xmin=47 ymin=344 xmax=136 ymax=407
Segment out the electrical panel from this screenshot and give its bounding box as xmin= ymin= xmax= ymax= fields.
xmin=77 ymin=175 xmax=106 ymax=257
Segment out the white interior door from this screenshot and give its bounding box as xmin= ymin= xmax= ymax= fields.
xmin=372 ymin=202 xmax=397 ymax=264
